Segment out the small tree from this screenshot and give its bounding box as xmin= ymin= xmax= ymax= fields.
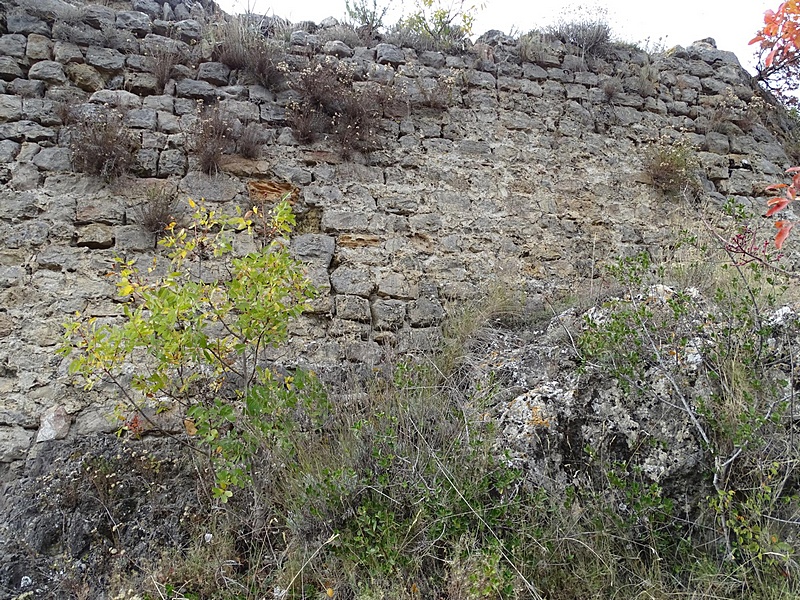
xmin=751 ymin=3 xmax=800 ymax=250
xmin=59 ymin=198 xmax=317 ymax=501
xmin=401 ymin=0 xmax=482 ymax=44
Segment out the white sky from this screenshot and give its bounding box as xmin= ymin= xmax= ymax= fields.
xmin=216 ymin=0 xmax=777 ymax=74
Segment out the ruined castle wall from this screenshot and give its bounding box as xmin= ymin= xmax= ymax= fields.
xmin=0 ymin=0 xmax=795 ymax=466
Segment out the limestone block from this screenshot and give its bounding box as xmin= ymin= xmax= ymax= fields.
xmin=76 ymin=223 xmax=115 ymax=249
xmin=35 ymin=405 xmax=70 ymax=442
xmin=322 ymin=210 xmax=368 ymax=233
xmin=115 ymin=225 xmax=155 ymax=251
xmin=176 ymin=78 xmax=218 ymax=101
xmin=376 ymin=43 xmax=405 ymax=66
xmin=135 ymin=148 xmax=158 ymax=176
xmin=124 ymin=71 xmax=158 ymax=95
xmin=174 ymin=19 xmax=202 ymax=43
xmin=89 ymin=89 xmax=142 ymax=109
xmin=32 ymin=147 xmax=71 ymax=171
xmin=330 ymin=266 xmax=373 ymax=297
xmin=7 ymin=13 xmax=49 ymax=36
xmin=418 ymin=51 xmax=445 ymax=68
xmin=26 ymin=33 xmax=52 ymax=61
xmin=157 ymin=149 xmax=187 ymax=177
xmin=335 ymin=295 xmax=370 ymax=322
xmin=219 ymin=99 xmax=258 ymax=122
xmin=27 ymin=60 xmax=65 ymax=84
xmin=0 ymin=427 xmax=32 ymax=462
xmin=0 ymin=34 xmax=26 ymax=59
xmin=0 ymin=95 xmax=23 ymax=122
xmin=82 ymin=5 xmax=116 ymax=29
xmin=156 ymin=111 xmax=181 ymax=134
xmin=408 ymin=297 xmax=445 ymax=327
xmin=291 ymin=234 xmax=336 ymax=267
xmin=132 ymin=0 xmax=162 ymax=19
xmin=0 ymin=56 xmax=23 ymax=81
xmin=0 ymin=120 xmax=56 ymax=143
xmin=76 ymin=196 xmax=124 ymax=224
xmin=116 ymin=11 xmax=152 ymax=37
xmin=8 ymin=78 xmax=44 ymax=97
xmin=65 ymin=63 xmax=105 ymax=91
xmin=86 ymin=46 xmax=125 ymax=73
xmin=197 ymin=61 xmax=231 ymax=86
xmin=371 ymin=299 xmax=406 ymax=330
xmin=322 ymin=40 xmax=353 ymax=58
xmin=36 ymin=245 xmax=88 ymax=271
xmin=178 ymin=171 xmax=242 ymax=202
xmin=377 ymin=272 xmax=415 ymax=300
xmin=0 ymin=139 xmax=20 ymax=162
xmin=124 ymin=108 xmax=158 ymax=129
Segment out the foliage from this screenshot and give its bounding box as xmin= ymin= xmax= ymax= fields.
xmin=642 ymin=135 xmax=701 ymax=197
xmin=68 ymin=107 xmax=139 ymax=180
xmin=133 ymin=184 xmax=179 ymax=239
xmin=211 ymin=14 xmax=287 ymax=89
xmin=576 ymin=237 xmax=800 ymax=591
xmin=288 ymin=62 xmax=389 ymax=157
xmin=545 ymin=10 xmax=612 ymax=59
xmin=399 ymin=0 xmax=482 ymax=50
xmin=752 ymin=0 xmax=800 ymax=107
xmin=189 ymin=103 xmax=233 ymax=175
xmin=752 ymin=3 xmax=800 ymax=248
xmin=344 ymin=0 xmax=389 ymax=39
xmin=59 ymin=199 xmax=316 ymax=500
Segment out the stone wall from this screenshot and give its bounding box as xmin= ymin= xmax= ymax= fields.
xmin=0 ymin=0 xmax=797 ymax=470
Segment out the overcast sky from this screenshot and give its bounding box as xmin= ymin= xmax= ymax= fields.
xmin=215 ymin=0 xmax=777 ymax=74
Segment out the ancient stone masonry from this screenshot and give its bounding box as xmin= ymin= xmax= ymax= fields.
xmin=0 ymin=0 xmax=797 ymax=468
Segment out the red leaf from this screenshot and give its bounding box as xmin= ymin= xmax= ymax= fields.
xmin=766 ymin=196 xmax=792 ymax=216
xmin=787 ymin=166 xmax=800 ymax=173
xmin=766 ymin=47 xmax=779 ymax=68
xmin=775 ymin=221 xmax=794 ymax=249
xmin=765 ymin=183 xmax=789 ymax=191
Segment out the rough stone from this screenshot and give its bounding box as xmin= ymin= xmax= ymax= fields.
xmin=35 ymin=405 xmax=70 ymax=442
xmin=124 ymin=108 xmax=158 ymax=129
xmin=335 ymin=295 xmax=370 ymax=322
xmin=0 ymin=427 xmax=32 ymax=462
xmin=376 ymin=43 xmax=405 ymax=66
xmin=89 ymin=89 xmax=142 ymax=109
xmin=0 ymin=34 xmax=26 ymax=59
xmin=132 ymin=0 xmax=163 ymax=19
xmin=331 ymin=266 xmax=374 ymax=297
xmin=27 ymin=60 xmax=66 ymax=84
xmin=32 ymin=147 xmax=71 ymax=171
xmin=82 ymin=5 xmax=115 ymax=29
xmin=197 ymin=62 xmax=231 ymax=86
xmin=0 ymin=56 xmax=23 ymax=81
xmin=116 ymin=11 xmax=153 ymax=37
xmin=322 ymin=40 xmax=353 ymax=58
xmin=158 ymin=149 xmax=187 ymax=177
xmin=371 ymin=299 xmax=406 ymax=330
xmin=0 ymin=95 xmax=23 ymax=122
xmin=53 ymin=41 xmax=84 ymax=64
xmin=176 ymin=78 xmax=218 ymax=101
xmin=25 ymin=33 xmax=52 ymax=61
xmin=291 ymin=234 xmax=336 ymax=266
xmin=86 ymin=46 xmax=125 ymax=73
xmin=65 ymin=63 xmax=105 ymax=91
xmin=173 ymin=19 xmax=202 ymax=43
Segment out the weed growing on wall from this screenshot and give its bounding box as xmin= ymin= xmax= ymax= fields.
xmin=643 ymin=135 xmax=701 ymax=197
xmin=67 ymin=107 xmax=139 ymax=180
xmin=289 ymin=62 xmax=389 ymax=157
xmin=59 ymin=199 xmax=316 ymax=501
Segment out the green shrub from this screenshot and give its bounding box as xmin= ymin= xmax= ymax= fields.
xmin=60 ymin=199 xmax=316 ymax=501
xmin=545 ymin=15 xmax=612 ymax=59
xmin=212 ymin=15 xmax=287 ymax=90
